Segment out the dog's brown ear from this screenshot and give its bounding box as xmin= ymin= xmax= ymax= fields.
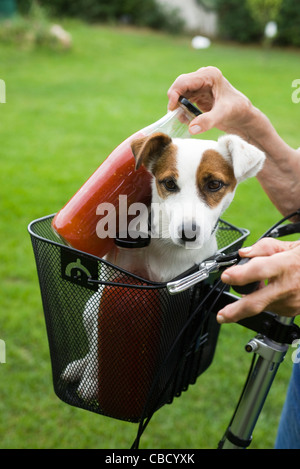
xmin=131 ymin=132 xmax=172 ymax=171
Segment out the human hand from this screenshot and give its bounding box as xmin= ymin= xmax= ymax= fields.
xmin=216 ymin=238 xmax=300 ymax=323
xmin=167 ymin=66 xmax=255 ymax=137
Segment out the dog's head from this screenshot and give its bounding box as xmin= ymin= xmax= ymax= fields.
xmin=131 ymin=132 xmax=265 ymax=249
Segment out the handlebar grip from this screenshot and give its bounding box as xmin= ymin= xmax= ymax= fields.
xmin=231 ymin=257 xmax=260 ymax=295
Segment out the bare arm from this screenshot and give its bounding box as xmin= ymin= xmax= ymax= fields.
xmin=239 ymin=107 xmax=300 ymax=217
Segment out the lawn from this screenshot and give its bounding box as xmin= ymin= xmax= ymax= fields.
xmin=1 ymin=19 xmax=300 ymax=449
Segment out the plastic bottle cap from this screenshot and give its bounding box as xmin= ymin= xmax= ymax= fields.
xmin=179 ymin=97 xmax=202 ymax=117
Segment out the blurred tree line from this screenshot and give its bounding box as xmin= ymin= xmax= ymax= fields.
xmin=17 ymin=0 xmax=184 ymax=34
xmin=12 ymin=0 xmax=300 ymax=46
xmin=216 ymin=0 xmax=300 ymax=47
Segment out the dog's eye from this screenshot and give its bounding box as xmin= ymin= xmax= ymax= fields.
xmin=206 ymin=180 xmax=224 ymax=192
xmin=162 ymin=178 xmax=178 ymax=192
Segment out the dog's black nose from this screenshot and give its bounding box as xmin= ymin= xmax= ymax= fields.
xmin=179 ymin=223 xmax=198 ymax=242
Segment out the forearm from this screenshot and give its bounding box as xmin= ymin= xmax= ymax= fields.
xmin=238 ymin=106 xmax=300 ymax=216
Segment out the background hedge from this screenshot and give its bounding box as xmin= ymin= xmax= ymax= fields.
xmin=16 ymin=0 xmax=300 ymax=46
xmin=217 ymin=0 xmax=300 ymax=46
xmin=216 ymin=0 xmax=263 ymax=43
xmin=17 ymin=0 xmax=184 ymax=34
xmin=276 ymin=0 xmax=300 ymax=47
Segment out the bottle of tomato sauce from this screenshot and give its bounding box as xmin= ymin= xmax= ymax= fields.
xmin=97 ymin=233 xmax=161 ymax=421
xmin=52 ymin=98 xmax=201 ymax=258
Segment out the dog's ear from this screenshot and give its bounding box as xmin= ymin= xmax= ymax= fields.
xmin=131 ymin=132 xmax=172 ymax=171
xmin=217 ymin=135 xmax=265 ymax=182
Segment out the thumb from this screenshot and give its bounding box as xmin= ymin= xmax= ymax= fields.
xmin=189 ymin=108 xmax=219 ymax=134
xmin=217 ymin=283 xmax=278 ymax=323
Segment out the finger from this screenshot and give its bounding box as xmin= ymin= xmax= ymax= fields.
xmin=167 ymin=88 xmax=182 ymax=111
xmin=167 ymin=74 xmax=194 ymax=110
xmin=217 ymin=283 xmax=278 ymax=323
xmin=238 ymin=237 xmax=299 ymax=259
xmin=221 ymin=254 xmax=284 ymax=286
xmin=167 ymin=70 xmax=211 ymax=110
xmin=189 ymin=106 xmax=221 ymax=134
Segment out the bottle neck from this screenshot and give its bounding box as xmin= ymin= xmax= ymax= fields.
xmin=142 ymin=99 xmax=201 ymax=139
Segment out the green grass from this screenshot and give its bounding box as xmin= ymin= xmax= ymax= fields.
xmin=1 ymin=20 xmax=300 ymax=449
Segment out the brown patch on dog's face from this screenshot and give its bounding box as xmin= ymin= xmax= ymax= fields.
xmin=131 ymin=132 xmax=179 ymax=199
xmin=196 ymin=149 xmax=237 ymax=207
xmin=151 ymin=144 xmax=179 ymax=199
xmin=131 ymin=132 xmax=173 ymax=171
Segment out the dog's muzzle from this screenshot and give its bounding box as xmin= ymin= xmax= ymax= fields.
xmin=178 ymin=222 xmax=199 ymax=243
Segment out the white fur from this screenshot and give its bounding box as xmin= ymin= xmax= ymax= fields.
xmin=62 ymin=134 xmax=265 ymax=399
xmin=144 ymin=135 xmax=264 ymax=281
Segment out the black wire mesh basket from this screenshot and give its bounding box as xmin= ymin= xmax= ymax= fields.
xmin=28 ymin=215 xmax=249 ymax=424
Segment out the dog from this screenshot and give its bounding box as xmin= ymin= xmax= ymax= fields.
xmin=61 ymin=132 xmax=265 ymax=399
xmin=129 ymin=131 xmax=265 ymax=281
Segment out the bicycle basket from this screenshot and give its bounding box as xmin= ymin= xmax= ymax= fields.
xmin=28 ymin=215 xmax=249 ymax=423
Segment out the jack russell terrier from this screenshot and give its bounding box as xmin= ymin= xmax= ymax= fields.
xmin=62 ymin=132 xmax=265 ymax=399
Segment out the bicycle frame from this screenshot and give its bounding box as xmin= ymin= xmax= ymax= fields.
xmin=213 ymin=290 xmax=300 ymax=449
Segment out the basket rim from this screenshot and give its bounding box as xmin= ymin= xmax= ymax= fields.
xmin=28 ymin=213 xmax=250 ymax=288
xmin=28 ymin=214 xmax=167 ymax=288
